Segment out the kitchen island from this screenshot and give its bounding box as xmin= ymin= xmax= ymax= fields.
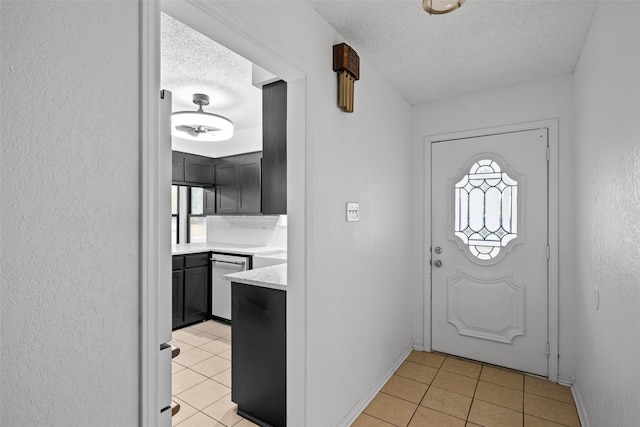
xmin=225 ymin=264 xmax=287 ymax=427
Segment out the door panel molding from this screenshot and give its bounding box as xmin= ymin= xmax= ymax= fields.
xmin=447 ymin=270 xmax=525 ymax=344
xmin=423 ymin=119 xmax=559 ymax=381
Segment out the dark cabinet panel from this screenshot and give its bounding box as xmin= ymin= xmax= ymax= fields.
xmin=262 ymin=80 xmax=287 ymax=215
xmin=216 ymin=161 xmax=239 ymax=214
xmin=173 ymin=253 xmax=210 ymax=330
xmin=172 ymin=269 xmax=184 ymax=329
xmin=203 ymin=188 xmax=216 ymax=216
xmin=232 ymin=283 xmax=286 ymax=427
xmin=172 ymin=152 xmax=185 ymax=182
xmin=185 ymin=155 xmax=215 ymax=185
xmin=172 ymin=151 xmax=216 ymax=186
xmin=184 ymin=252 xmax=209 ymax=268
xmin=184 ymin=266 xmax=209 ymax=324
xmin=215 ymin=152 xmax=261 ymax=215
xmin=238 ymin=156 xmax=262 ymax=214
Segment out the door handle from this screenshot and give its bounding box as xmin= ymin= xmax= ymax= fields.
xmin=432 ymin=260 xmax=442 ymax=268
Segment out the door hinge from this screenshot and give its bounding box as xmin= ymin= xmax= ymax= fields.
xmin=546 ymin=146 xmax=551 ymax=162
xmin=160 ymin=89 xmax=166 ymax=99
xmin=546 ymin=245 xmax=550 ymax=260
xmin=546 ymin=343 xmax=551 ymax=357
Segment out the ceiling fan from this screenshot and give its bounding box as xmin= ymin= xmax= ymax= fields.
xmin=171 ymin=93 xmax=234 ymax=142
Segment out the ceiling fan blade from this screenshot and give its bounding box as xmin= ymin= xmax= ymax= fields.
xmin=176 ymin=125 xmax=196 ymax=132
xmin=175 ymin=125 xmax=200 ymax=138
xmin=203 ymin=126 xmax=222 ymax=134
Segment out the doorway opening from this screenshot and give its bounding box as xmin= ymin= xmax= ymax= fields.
xmin=141 ymin=2 xmax=308 ymax=426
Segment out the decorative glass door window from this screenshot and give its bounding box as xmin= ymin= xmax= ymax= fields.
xmin=454 ymin=159 xmax=518 ymax=260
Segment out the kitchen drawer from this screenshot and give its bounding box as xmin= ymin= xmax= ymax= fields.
xmin=184 ymin=252 xmax=210 ymax=268
xmin=172 ymin=256 xmax=184 ymax=271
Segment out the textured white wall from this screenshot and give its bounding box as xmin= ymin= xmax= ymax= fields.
xmin=411 ymin=75 xmax=575 ymax=376
xmin=189 ymin=2 xmax=415 ymax=425
xmin=572 ymin=3 xmax=640 ymax=425
xmin=1 ymin=1 xmax=140 ymax=425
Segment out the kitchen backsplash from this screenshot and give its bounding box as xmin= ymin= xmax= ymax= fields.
xmin=207 ymin=215 xmax=287 ymax=248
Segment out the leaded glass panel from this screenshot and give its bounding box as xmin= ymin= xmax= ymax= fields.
xmin=454 ymin=159 xmax=518 ymax=260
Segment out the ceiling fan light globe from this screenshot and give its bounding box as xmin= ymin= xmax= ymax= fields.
xmin=171 ymin=110 xmax=234 ymax=142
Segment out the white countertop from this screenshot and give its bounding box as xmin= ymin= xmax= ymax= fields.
xmin=172 ymin=242 xmax=286 ymax=256
xmin=224 ymin=263 xmax=287 ymax=291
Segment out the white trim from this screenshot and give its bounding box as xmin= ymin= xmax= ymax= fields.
xmin=140 ymin=0 xmax=161 ymax=425
xmin=571 ymin=380 xmax=591 ymax=427
xmin=336 ymin=343 xmax=414 ymax=427
xmin=558 ymin=376 xmax=590 ymax=427
xmin=423 ymin=119 xmax=560 ymax=381
xmin=413 ymin=342 xmax=426 ymax=352
xmin=143 ymin=2 xmax=310 ymax=425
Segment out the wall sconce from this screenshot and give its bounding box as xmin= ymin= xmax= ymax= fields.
xmin=333 ymin=43 xmax=360 ymax=113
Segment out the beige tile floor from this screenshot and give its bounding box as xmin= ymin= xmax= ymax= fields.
xmin=354 ymin=351 xmax=581 ymax=427
xmin=173 ymin=323 xmax=580 ymax=427
xmin=170 ymin=319 xmax=258 ymax=426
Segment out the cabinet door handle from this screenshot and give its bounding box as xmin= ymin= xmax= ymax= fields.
xmin=211 ymin=258 xmax=246 ymax=266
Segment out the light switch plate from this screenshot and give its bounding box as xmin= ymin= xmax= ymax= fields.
xmin=346 ymin=202 xmax=359 ymax=222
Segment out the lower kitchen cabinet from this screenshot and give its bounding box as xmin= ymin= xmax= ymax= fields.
xmin=183 ymin=266 xmax=209 ymax=324
xmin=172 ymin=253 xmax=210 ymax=330
xmin=172 ymin=270 xmax=184 ymax=329
xmin=231 ymin=283 xmax=286 ymax=427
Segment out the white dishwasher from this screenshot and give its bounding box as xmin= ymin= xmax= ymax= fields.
xmin=211 ymin=253 xmax=251 ymax=321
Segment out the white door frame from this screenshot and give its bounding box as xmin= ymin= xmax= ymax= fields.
xmin=423 ymin=119 xmax=559 ymax=381
xmin=140 ymin=1 xmax=310 ymax=425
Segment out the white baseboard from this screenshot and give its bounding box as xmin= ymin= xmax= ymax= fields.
xmin=413 ymin=343 xmax=425 ymax=352
xmin=336 ymin=342 xmax=414 ymax=427
xmin=558 ymin=376 xmax=590 ymax=427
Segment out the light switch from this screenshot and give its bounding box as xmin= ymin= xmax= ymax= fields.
xmin=346 ymin=202 xmax=359 ymax=222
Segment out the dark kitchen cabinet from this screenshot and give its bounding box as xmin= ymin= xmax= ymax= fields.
xmin=232 ymin=282 xmax=286 ymax=427
xmin=172 ymin=151 xmax=216 ymax=186
xmin=172 ymin=152 xmax=185 ymax=183
xmin=262 ymin=80 xmax=287 ymax=214
xmin=185 ymin=155 xmax=215 ymax=185
xmin=203 ymin=188 xmax=216 ymax=216
xmin=215 ymin=152 xmax=262 ymax=215
xmin=183 ymin=266 xmax=209 ymax=324
xmin=172 ymin=269 xmax=184 ymax=329
xmin=216 ymin=161 xmax=240 ymax=214
xmin=172 ymin=252 xmax=210 ymax=330
xmin=238 ymin=157 xmax=261 ymax=214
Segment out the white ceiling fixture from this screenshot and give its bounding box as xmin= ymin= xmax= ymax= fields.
xmin=172 ymin=93 xmax=234 ymax=142
xmin=423 ymin=0 xmax=465 ymax=15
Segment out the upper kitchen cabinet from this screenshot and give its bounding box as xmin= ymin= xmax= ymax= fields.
xmin=215 ymin=152 xmax=262 ymax=215
xmin=261 ymin=80 xmax=287 ymax=215
xmin=172 ymin=151 xmax=216 ymax=186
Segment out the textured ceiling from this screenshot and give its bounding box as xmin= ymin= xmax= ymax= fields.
xmin=161 ymin=1 xmax=598 ymax=156
xmin=161 ymin=12 xmax=262 ymax=132
xmin=309 ymin=0 xmax=598 ymax=104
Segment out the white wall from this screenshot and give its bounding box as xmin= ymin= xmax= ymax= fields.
xmin=571 ymin=3 xmax=640 ymax=425
xmin=207 ymin=215 xmax=287 ymax=247
xmin=0 ymin=1 xmax=140 ymax=425
xmin=201 ymin=2 xmax=415 ymax=425
xmin=411 ymin=75 xmax=575 ymax=377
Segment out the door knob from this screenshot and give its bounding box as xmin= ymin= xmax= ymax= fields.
xmin=433 ymin=260 xmax=442 ymax=268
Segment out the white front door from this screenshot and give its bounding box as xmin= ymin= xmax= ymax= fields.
xmin=431 ymin=128 xmax=549 ymax=376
